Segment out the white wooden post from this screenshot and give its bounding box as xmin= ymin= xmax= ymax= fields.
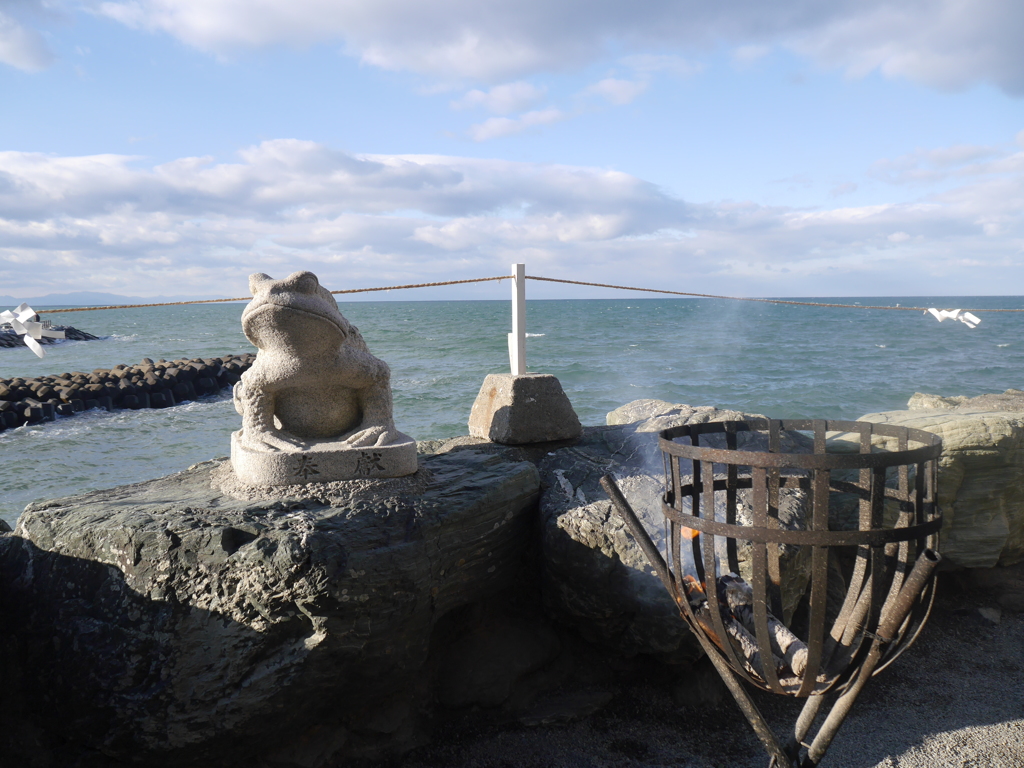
xmin=508 ymin=263 xmax=526 ymax=375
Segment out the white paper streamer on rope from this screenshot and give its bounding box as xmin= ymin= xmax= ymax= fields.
xmin=926 ymin=308 xmax=981 ymax=329
xmin=0 ymin=303 xmax=65 ymax=357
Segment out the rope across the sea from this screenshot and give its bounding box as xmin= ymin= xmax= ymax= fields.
xmin=25 ymin=273 xmax=1024 ymax=314
xmin=32 ymin=276 xmax=511 ymax=313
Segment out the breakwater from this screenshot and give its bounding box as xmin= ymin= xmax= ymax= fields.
xmin=0 ymin=324 xmax=99 ymax=349
xmin=0 ymin=353 xmax=255 ymax=432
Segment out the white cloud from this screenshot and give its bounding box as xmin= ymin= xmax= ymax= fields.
xmin=871 ymin=142 xmax=1022 ymax=185
xmin=95 ymin=0 xmax=597 ymax=80
xmin=0 ymin=9 xmax=55 ymax=71
xmin=792 ymin=0 xmax=1024 ymax=94
xmin=6 ymin=0 xmax=1024 ymax=96
xmin=583 ymin=77 xmax=648 ymax=106
xmin=87 ymin=0 xmax=1024 ymax=93
xmin=466 ymin=109 xmax=566 ymax=141
xmin=451 ymin=81 xmax=547 ymax=114
xmin=2 ymin=136 xmax=1023 ymax=298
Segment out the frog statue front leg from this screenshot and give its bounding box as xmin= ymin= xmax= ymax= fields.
xmin=233 ymin=375 xmax=309 ymax=453
xmin=337 ymin=350 xmax=402 ymax=448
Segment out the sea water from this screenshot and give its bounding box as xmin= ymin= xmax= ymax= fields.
xmin=3 ymin=296 xmax=1023 ymax=526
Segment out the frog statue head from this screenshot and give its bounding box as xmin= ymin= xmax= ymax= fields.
xmin=242 ymin=271 xmax=354 ymax=353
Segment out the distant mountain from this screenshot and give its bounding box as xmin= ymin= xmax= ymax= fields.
xmin=1 ymin=291 xmax=237 ymax=308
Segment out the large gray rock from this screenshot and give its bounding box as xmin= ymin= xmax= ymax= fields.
xmin=606 ymin=399 xmax=726 ymax=430
xmin=857 ymin=407 xmax=1024 ymax=568
xmin=540 ymin=402 xmax=814 ymax=664
xmin=469 ymin=373 xmax=582 ymax=445
xmin=0 ymin=449 xmax=540 ymax=767
xmin=539 ymin=425 xmax=696 ymax=662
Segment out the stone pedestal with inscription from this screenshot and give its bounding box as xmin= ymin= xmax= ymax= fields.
xmin=230 ymin=430 xmax=418 ymax=485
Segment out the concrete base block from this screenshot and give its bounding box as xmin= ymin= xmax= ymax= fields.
xmin=230 ymin=431 xmax=418 ymax=485
xmin=469 ymin=373 xmax=582 ymax=445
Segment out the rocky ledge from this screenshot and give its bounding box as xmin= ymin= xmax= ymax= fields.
xmin=1 ymin=447 xmax=540 ymax=767
xmin=3 ymin=396 xmax=1024 ymax=767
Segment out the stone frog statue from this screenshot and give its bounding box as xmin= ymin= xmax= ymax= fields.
xmin=233 ymin=270 xmax=401 ymax=452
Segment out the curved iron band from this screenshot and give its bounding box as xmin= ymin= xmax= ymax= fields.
xmin=675 ymin=476 xmax=925 ymax=502
xmin=658 ymin=420 xmax=943 ymax=471
xmin=659 ymin=438 xmax=941 ymax=470
xmin=660 ymin=418 xmax=943 ymax=444
xmin=662 ymin=500 xmax=942 ymax=547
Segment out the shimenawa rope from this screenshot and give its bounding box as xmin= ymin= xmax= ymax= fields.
xmin=19 ymin=273 xmax=1021 ymax=314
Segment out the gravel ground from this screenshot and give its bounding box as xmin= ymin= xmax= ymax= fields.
xmin=388 ymin=578 xmax=1024 ymax=768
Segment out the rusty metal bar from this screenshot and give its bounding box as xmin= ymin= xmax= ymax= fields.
xmin=798 ymin=420 xmax=830 ymax=697
xmin=686 ymin=604 xmax=796 ymax=768
xmin=707 ymin=459 xmax=755 ymax=682
xmin=725 ymin=424 xmax=741 ymax=575
xmin=659 ymin=507 xmax=940 ymax=547
xmin=767 ymin=420 xmax=784 ymax=620
xmin=803 ymin=549 xmax=941 ymax=765
xmin=600 ymin=475 xmax=675 ymax=598
xmin=751 ymin=461 xmax=786 ymax=695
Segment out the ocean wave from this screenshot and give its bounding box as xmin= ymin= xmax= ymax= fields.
xmin=526 ymin=333 xmax=545 ymax=337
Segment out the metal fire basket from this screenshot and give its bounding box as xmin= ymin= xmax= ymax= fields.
xmin=600 ymin=419 xmax=943 ymax=768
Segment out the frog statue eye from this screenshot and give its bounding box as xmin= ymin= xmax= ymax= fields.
xmin=285 ymin=271 xmax=320 ymax=295
xmin=248 ymin=272 xmax=273 ymax=295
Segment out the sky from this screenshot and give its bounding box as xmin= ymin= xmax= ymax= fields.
xmin=1 ymin=0 xmax=1023 ymax=301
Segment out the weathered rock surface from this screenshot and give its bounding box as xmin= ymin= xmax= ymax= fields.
xmin=606 ymin=399 xmax=737 ymax=431
xmin=0 ymin=448 xmax=540 ymax=767
xmin=908 ymin=389 xmax=1024 ymax=412
xmin=857 ymin=407 xmax=1024 ymax=568
xmin=539 ymin=424 xmax=696 ymax=662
